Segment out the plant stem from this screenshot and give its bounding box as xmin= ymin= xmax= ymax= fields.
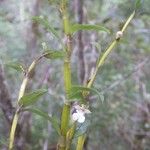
xmin=77 ymin=11 xmax=135 ymax=150
xmin=9 ymin=111 xmax=19 ymax=150
xmin=9 ymin=75 xmax=29 ymax=150
xmin=65 ymin=123 xmax=76 ymax=150
xmin=58 ymin=0 xmax=73 ymax=149
xmin=60 ymin=104 xmax=70 ymax=136
xmin=8 ymin=55 xmax=46 ymax=150
xmin=76 ymin=134 xmax=86 ymax=150
xmin=87 ymin=40 xmax=117 ymax=88
xmin=86 ymin=11 xmax=135 ymax=89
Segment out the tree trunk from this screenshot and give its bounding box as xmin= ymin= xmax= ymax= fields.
xmin=0 ymin=65 xmax=14 ymax=125
xmin=75 ymin=0 xmax=85 ymax=84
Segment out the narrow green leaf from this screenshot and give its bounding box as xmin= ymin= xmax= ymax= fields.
xmin=70 ymin=24 xmax=110 ymax=34
xmin=19 ymin=89 xmax=47 ymax=106
xmin=69 ymin=90 xmax=83 ymax=101
xmin=5 ymin=62 xmax=24 ymax=72
xmin=44 ymin=50 xmax=65 ymax=59
xmin=69 ymin=85 xmax=104 ymax=103
xmin=32 ymin=16 xmax=60 ymax=39
xmin=24 ymin=108 xmax=61 ymax=135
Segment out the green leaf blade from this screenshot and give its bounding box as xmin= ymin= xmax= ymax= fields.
xmin=5 ymin=62 xmax=24 ymax=72
xmin=19 ymin=89 xmax=47 ymax=107
xmin=69 ymin=85 xmax=104 ymax=103
xmin=70 ymin=24 xmax=110 ymax=34
xmin=44 ymin=50 xmax=65 ymax=59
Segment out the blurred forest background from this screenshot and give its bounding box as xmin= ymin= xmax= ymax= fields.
xmin=0 ymin=0 xmax=150 ymax=150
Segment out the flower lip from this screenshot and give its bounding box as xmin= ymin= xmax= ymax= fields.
xmin=71 ymin=104 xmax=91 ymax=123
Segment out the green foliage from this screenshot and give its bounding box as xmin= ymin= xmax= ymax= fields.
xmin=70 ymin=24 xmax=110 ymax=34
xmin=135 ymin=0 xmax=142 ymax=10
xmin=19 ymin=89 xmax=47 ymax=107
xmin=5 ymin=62 xmax=24 ymax=72
xmin=69 ymin=85 xmax=104 ymax=103
xmin=44 ymin=50 xmax=65 ymax=59
xmin=24 ymin=108 xmax=61 ymax=135
xmin=0 ymin=0 xmax=149 ymax=149
xmin=32 ymin=16 xmax=60 ymax=39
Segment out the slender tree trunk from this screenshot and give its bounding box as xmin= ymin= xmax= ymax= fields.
xmin=75 ymin=0 xmax=85 ymax=84
xmin=0 ymin=65 xmax=14 ymax=125
xmin=0 ymin=65 xmax=14 ymax=150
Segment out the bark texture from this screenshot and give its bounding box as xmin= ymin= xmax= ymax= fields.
xmin=75 ymin=0 xmax=85 ymax=84
xmin=0 ymin=65 xmax=14 ymax=125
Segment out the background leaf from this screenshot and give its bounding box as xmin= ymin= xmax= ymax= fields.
xmin=70 ymin=24 xmax=110 ymax=34
xmin=19 ymin=89 xmax=47 ymax=107
xmin=32 ymin=16 xmax=60 ymax=39
xmin=24 ymin=108 xmax=61 ymax=135
xmin=44 ymin=50 xmax=65 ymax=59
xmin=5 ymin=62 xmax=24 ymax=72
xmin=69 ymin=85 xmax=104 ymax=103
xmin=135 ymin=0 xmax=142 ymax=10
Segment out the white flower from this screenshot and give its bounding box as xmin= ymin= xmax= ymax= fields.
xmin=72 ymin=110 xmax=85 ymax=123
xmin=71 ymin=104 xmax=91 ymax=123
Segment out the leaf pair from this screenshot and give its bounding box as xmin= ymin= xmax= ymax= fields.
xmin=32 ymin=16 xmax=110 ymax=44
xmin=19 ymin=90 xmax=61 ymax=135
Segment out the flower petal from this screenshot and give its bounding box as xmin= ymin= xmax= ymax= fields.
xmin=72 ymin=113 xmax=79 ymax=121
xmin=84 ymin=109 xmax=91 ymax=114
xmin=78 ymin=114 xmax=85 ymax=123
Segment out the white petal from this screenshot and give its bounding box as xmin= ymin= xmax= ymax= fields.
xmin=84 ymin=109 xmax=91 ymax=114
xmin=78 ymin=114 xmax=85 ymax=123
xmin=72 ymin=113 xmax=79 ymax=121
xmin=76 ymin=109 xmax=84 ymax=115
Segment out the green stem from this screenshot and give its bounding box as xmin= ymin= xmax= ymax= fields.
xmin=121 ymin=11 xmax=135 ymax=33
xmin=87 ymin=40 xmax=117 ymax=88
xmin=9 ymin=112 xmax=19 ymax=150
xmin=76 ymin=134 xmax=86 ymax=150
xmin=65 ymin=123 xmax=76 ymax=150
xmin=58 ymin=0 xmax=73 ymax=150
xmin=8 ymin=55 xmax=45 ymax=150
xmin=60 ymin=104 xmax=70 ymax=136
xmin=9 ymin=75 xmax=29 ymax=150
xmin=78 ymin=11 xmax=135 ymax=150
xmin=86 ymin=11 xmax=135 ymax=89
